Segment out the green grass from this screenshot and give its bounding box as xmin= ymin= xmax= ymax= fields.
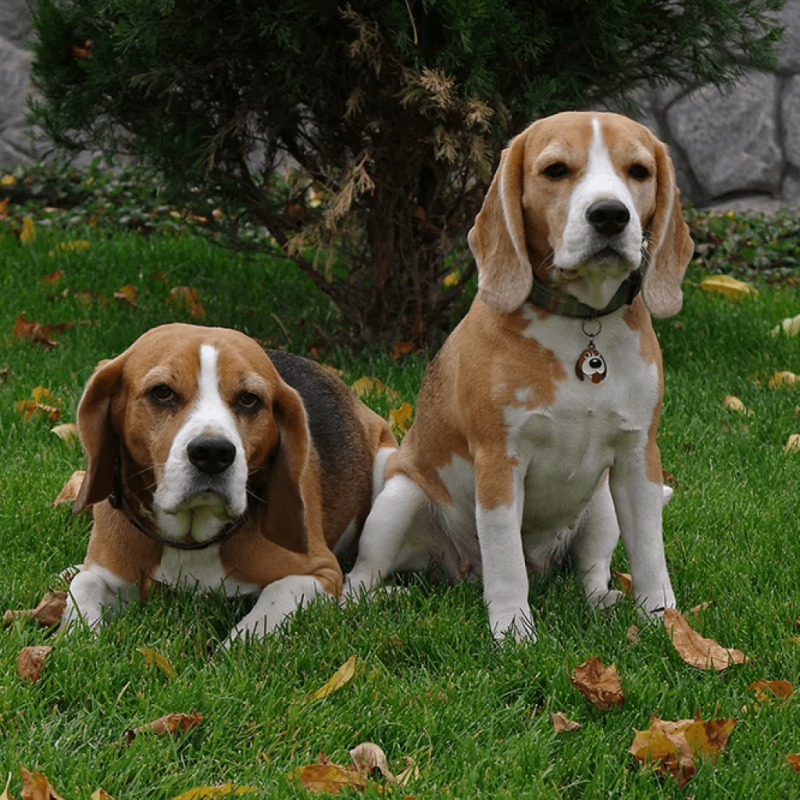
xmin=1 ymin=211 xmax=800 ymax=798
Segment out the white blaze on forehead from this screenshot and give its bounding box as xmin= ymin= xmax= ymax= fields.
xmin=574 ymin=117 xmax=635 ymax=213
xmin=196 ymin=344 xmax=231 ymax=434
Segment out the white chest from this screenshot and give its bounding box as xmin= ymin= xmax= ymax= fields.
xmin=154 ymin=545 xmax=261 ymax=597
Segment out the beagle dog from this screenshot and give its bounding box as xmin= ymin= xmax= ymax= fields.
xmin=61 ymin=323 xmax=397 ymax=643
xmin=345 ymin=111 xmax=694 ymax=641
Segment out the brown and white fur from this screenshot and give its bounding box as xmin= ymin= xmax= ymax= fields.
xmin=345 ymin=111 xmax=694 ymax=641
xmin=61 ymin=323 xmax=397 ymax=644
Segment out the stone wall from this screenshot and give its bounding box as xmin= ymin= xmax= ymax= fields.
xmin=2 ymin=0 xmax=800 ymax=211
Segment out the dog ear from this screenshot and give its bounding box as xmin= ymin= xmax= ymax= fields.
xmin=73 ymin=357 xmax=124 ymax=513
xmin=260 ymin=381 xmax=311 ymax=554
xmin=641 ymin=139 xmax=694 ymax=318
xmin=468 ymin=131 xmax=533 ymax=313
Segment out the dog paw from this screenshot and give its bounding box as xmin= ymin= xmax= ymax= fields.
xmin=489 ymin=606 xmax=537 ymax=643
xmin=587 ymin=588 xmax=625 ymax=611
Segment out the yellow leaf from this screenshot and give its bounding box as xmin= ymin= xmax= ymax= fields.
xmin=351 ymin=377 xmax=400 ymax=402
xmin=305 ymin=654 xmax=356 ymax=701
xmin=767 ymin=371 xmax=799 ymax=389
xmin=771 ymin=314 xmax=800 ymax=337
xmin=1 ymin=174 xmax=16 ymax=187
xmin=723 ymin=395 xmax=753 ymax=416
xmin=443 ymin=271 xmax=459 ymax=287
xmin=784 ymin=434 xmax=800 ymax=453
xmin=171 ymin=784 xmax=258 ymax=799
xmin=20 ymin=216 xmax=36 ymax=244
xmin=389 ymin=402 xmax=414 ymax=436
xmin=699 ymin=274 xmax=756 ymax=299
xmin=91 ymin=790 xmax=116 ymax=800
xmin=612 ymin=569 xmax=633 ymax=597
xmin=288 ymin=763 xmax=368 ymax=793
xmin=137 ymin=647 xmax=177 ymax=679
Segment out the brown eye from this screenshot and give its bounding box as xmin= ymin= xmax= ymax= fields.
xmin=237 ymin=391 xmax=262 ymax=412
xmin=148 ymin=384 xmax=175 ymax=406
xmin=543 ymin=162 xmax=569 ymax=180
xmin=628 ymin=163 xmax=650 ymax=181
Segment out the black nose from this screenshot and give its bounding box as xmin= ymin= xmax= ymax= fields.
xmin=589 ymin=357 xmax=603 ymax=370
xmin=187 ymin=435 xmax=236 ymax=475
xmin=586 ymin=199 xmax=630 ymax=237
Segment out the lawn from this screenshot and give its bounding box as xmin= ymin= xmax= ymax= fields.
xmin=1 ymin=180 xmax=800 ymax=798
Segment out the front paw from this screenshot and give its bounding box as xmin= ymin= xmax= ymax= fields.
xmin=488 ymin=604 xmax=537 ymax=643
xmin=587 ymin=588 xmax=625 ymax=611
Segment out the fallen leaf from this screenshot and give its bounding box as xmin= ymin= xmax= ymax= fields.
xmin=723 ymin=395 xmax=753 ymax=416
xmin=305 ymin=655 xmax=357 ymax=701
xmin=771 ymin=313 xmax=800 ymax=337
xmin=39 ymin=270 xmax=65 ymax=287
xmin=52 ymin=471 xmax=86 ymax=507
xmin=20 ymin=216 xmax=36 ymax=244
xmin=391 ymin=341 xmax=414 ymax=360
xmin=13 ymin=316 xmax=73 ymax=349
xmin=785 ymin=434 xmax=800 ymax=453
xmin=137 ymin=648 xmax=177 ymax=679
xmin=567 ymin=656 xmax=624 ymax=710
xmin=787 ymin=753 xmax=800 ymax=772
xmin=395 ymin=756 xmax=420 ymax=787
xmin=351 ymin=377 xmax=400 ymax=402
xmin=19 ymin=766 xmax=65 ymax=800
xmin=50 ymin=423 xmax=78 ymax=443
xmin=748 ymin=678 xmax=793 ymax=702
xmin=126 ymin=711 xmax=203 ymax=743
xmin=613 ymin=570 xmax=634 ymax=597
xmin=627 ymin=625 xmax=641 ymax=644
xmin=4 ymin=590 xmax=67 ymax=629
xmin=551 ymin=711 xmax=581 ymax=733
xmin=350 ymin=742 xmax=395 ymax=782
xmin=168 ymin=286 xmax=206 ymax=319
xmin=91 ymin=790 xmax=116 ymax=800
xmin=767 ymin=370 xmax=800 ymax=389
xmin=16 ymin=387 xmax=63 ymax=422
xmin=2 ymin=773 xmax=14 ymax=800
xmin=699 ymin=274 xmax=757 ymax=299
xmin=630 ymin=713 xmax=736 ymax=788
xmin=114 ymin=284 xmax=138 ymax=307
xmin=170 ymin=784 xmax=258 ymax=799
xmin=389 ymin=402 xmax=414 ymax=437
xmin=288 ymin=762 xmax=369 ymax=794
xmin=17 ymin=646 xmax=55 ymax=683
xmin=664 ymin=608 xmax=748 ymax=671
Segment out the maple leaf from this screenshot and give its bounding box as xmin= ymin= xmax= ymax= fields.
xmin=13 ymin=316 xmax=73 ymax=349
xmin=168 ymin=286 xmax=206 ymax=319
xmin=114 ymin=284 xmax=138 ymax=307
xmin=16 ymin=386 xmax=63 ymax=422
xmin=304 ymin=655 xmax=357 ymax=702
xmin=351 ymin=377 xmax=400 ymax=402
xmin=664 ymin=608 xmax=749 ymax=671
xmin=126 ymin=711 xmax=203 ymax=744
xmin=52 ymin=471 xmax=86 ymax=507
xmin=170 ymin=784 xmax=257 ymax=799
xmin=389 ymin=402 xmax=414 ymax=437
xmin=630 ymin=713 xmax=736 ymax=788
xmin=787 ymin=753 xmax=800 ymax=772
xmin=350 ymin=742 xmax=396 ymax=782
xmin=288 ymin=761 xmax=369 ymax=794
xmin=567 ymin=656 xmax=624 ymax=710
xmin=748 ymin=678 xmax=793 ymax=702
xmin=17 ymin=646 xmax=55 ymax=683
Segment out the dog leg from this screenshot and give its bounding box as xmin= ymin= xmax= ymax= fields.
xmin=610 ymin=469 xmax=676 ymax=615
xmin=343 ymin=474 xmax=428 ymax=597
xmin=224 ymin=574 xmax=325 ymax=645
xmin=61 ymin=566 xmax=135 ymax=631
xmin=475 ymin=499 xmax=535 ymax=642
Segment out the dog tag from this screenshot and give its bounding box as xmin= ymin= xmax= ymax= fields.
xmin=576 ymin=346 xmax=607 ymax=384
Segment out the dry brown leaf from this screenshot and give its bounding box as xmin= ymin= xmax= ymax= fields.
xmin=350 ymin=742 xmax=395 ymax=782
xmin=288 ymin=761 xmax=369 ymax=794
xmin=305 ymin=655 xmax=356 ymax=702
xmin=16 ymin=387 xmax=63 ymax=422
xmin=19 ymin=766 xmax=66 ymax=800
xmin=52 ymin=471 xmax=86 ymax=507
xmin=126 ymin=710 xmax=203 ymax=743
xmin=90 ymin=791 xmax=116 ymax=800
xmin=4 ymin=591 xmax=67 ymax=629
xmin=13 ymin=314 xmax=73 ymax=349
xmin=627 ymin=625 xmax=641 ymax=644
xmin=785 ymin=433 xmax=800 ymax=453
xmin=395 ymin=756 xmax=420 ymax=787
xmin=748 ymin=678 xmax=793 ymax=702
xmin=723 ymin=395 xmax=753 ymax=416
xmin=787 ymin=753 xmax=800 ymax=771
xmin=612 ymin=570 xmax=633 ymax=597
xmin=168 ymin=286 xmax=206 ymax=319
xmin=551 ymin=711 xmax=581 ymax=733
xmin=630 ymin=713 xmax=736 ymax=788
xmin=50 ymin=423 xmax=78 ymax=443
xmin=114 ymin=284 xmax=138 ymax=307
xmin=169 ymin=784 xmax=257 ymax=798
xmin=391 ymin=341 xmax=415 ymax=360
xmin=567 ymin=656 xmax=624 ymax=710
xmin=2 ymin=773 xmax=15 ymax=800
xmin=767 ymin=370 xmax=800 ymax=389
xmin=17 ymin=646 xmax=54 ymax=683
xmin=664 ymin=608 xmax=749 ymax=671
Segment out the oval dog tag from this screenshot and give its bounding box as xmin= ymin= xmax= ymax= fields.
xmin=575 ymin=347 xmax=607 ymax=383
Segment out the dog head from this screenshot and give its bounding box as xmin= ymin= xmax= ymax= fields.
xmin=468 ymin=111 xmax=694 ymax=316
xmin=73 ymin=323 xmax=311 ymax=553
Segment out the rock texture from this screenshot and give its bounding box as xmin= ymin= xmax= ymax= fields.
xmin=2 ymin=0 xmax=800 ymax=211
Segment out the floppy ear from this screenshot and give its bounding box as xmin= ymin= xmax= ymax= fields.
xmin=261 ymin=381 xmax=311 ymax=554
xmin=641 ymin=139 xmax=695 ymax=318
xmin=73 ymin=357 xmax=125 ymax=513
xmin=468 ymin=131 xmax=533 ymax=313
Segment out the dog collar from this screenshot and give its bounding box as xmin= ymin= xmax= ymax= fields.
xmin=110 ymin=454 xmax=244 ymax=551
xmin=530 ymin=269 xmax=642 ymax=319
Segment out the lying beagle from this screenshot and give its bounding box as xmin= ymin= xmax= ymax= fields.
xmin=345 ymin=111 xmax=694 ymax=640
xmin=61 ymin=323 xmax=396 ymax=643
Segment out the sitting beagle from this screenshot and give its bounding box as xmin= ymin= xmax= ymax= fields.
xmin=345 ymin=111 xmax=694 ymax=640
xmin=61 ymin=323 xmax=397 ymax=643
